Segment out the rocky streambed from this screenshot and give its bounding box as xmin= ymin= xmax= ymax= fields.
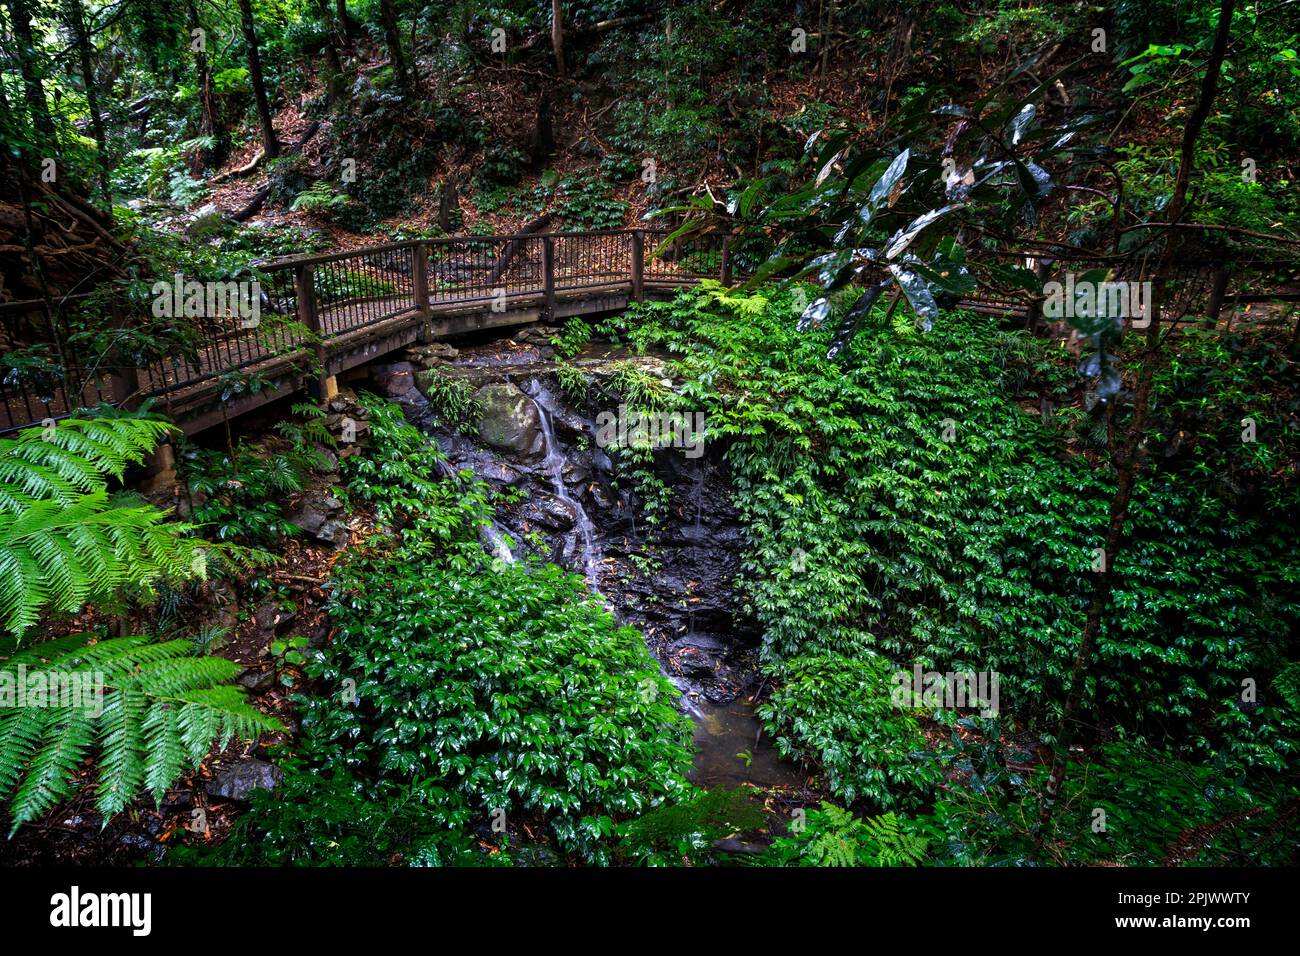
xmin=368 ymin=327 xmax=804 ymax=792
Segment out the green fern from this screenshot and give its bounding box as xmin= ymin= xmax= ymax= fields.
xmin=860 ymin=812 xmax=929 ymax=866
xmin=0 ymin=634 xmax=283 ymax=833
xmin=766 ymin=803 xmax=929 ymax=867
xmin=0 ymin=415 xmax=206 ymax=635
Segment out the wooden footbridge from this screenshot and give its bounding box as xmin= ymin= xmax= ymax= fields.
xmin=1 ymin=229 xmax=732 ymax=436
xmin=1 ymin=226 xmax=1290 ymax=438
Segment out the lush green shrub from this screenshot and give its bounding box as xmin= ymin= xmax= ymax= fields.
xmin=604 ymin=284 xmax=1299 ymax=784
xmin=759 ymin=652 xmax=941 ymax=809
xmin=211 ymin=396 xmax=694 ymax=864
xmin=307 ymin=551 xmax=694 ymax=862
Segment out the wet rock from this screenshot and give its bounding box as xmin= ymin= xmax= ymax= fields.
xmin=514 ymin=325 xmax=558 ymax=345
xmin=668 ymin=633 xmax=727 ymax=678
xmin=316 ymin=520 xmax=346 ymax=546
xmin=407 ymin=342 xmax=460 ymax=367
xmin=205 ymin=759 xmax=283 ymax=802
xmin=186 ymin=203 xmax=226 ymax=238
xmin=254 ymin=601 xmax=296 ymax=635
xmin=288 ymin=491 xmax=346 ymax=544
xmin=516 ymin=494 xmax=578 ymax=531
xmin=237 ymin=668 xmax=276 ymax=695
xmin=119 ymin=832 xmax=166 ymax=862
xmin=475 ymin=382 xmax=542 ymax=455
xmin=562 ymin=459 xmax=591 ymax=485
xmin=712 ymin=837 xmax=766 ymax=856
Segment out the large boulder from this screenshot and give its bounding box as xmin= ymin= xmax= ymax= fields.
xmin=475 ymin=382 xmax=542 ymax=456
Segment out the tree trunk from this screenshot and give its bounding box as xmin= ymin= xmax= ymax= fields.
xmin=378 ymin=0 xmax=410 ymax=89
xmin=61 ymin=0 xmax=112 ymax=217
xmin=529 ymin=90 xmax=555 ymax=166
xmin=4 ymin=0 xmax=58 ymax=148
xmin=552 ymin=0 xmax=566 ymax=78
xmin=312 ymin=0 xmax=344 ymax=78
xmin=1038 ymin=0 xmax=1237 ymax=831
xmin=437 ymin=179 xmax=459 ymax=232
xmin=335 ymin=0 xmax=359 ymax=44
xmin=238 ymin=0 xmax=280 ymax=159
xmin=185 ymin=0 xmax=220 ymax=172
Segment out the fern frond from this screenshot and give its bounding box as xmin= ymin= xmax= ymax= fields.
xmin=0 ymin=493 xmax=204 ymax=635
xmin=0 ymin=634 xmax=284 ymax=830
xmin=8 ymin=710 xmax=94 ymax=829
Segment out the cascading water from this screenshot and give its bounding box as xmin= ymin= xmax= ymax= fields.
xmin=431 ymin=451 xmax=517 ymax=565
xmin=526 ymin=382 xmax=602 ymax=588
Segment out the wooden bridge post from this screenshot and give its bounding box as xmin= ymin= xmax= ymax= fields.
xmin=720 ymin=236 xmax=732 ymax=286
xmin=631 ymin=230 xmax=645 ymax=302
xmin=295 ymin=263 xmax=332 ymax=400
xmin=542 ymin=235 xmax=557 ymax=319
xmin=412 ymin=239 xmax=432 ymax=341
xmin=107 ymin=300 xmax=142 ymax=412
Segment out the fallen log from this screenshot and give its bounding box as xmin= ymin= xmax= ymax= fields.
xmin=226 ymin=121 xmax=323 ymax=223
xmin=488 ymin=211 xmax=555 ymax=283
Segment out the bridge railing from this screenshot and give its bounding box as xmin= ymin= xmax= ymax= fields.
xmin=11 ymin=228 xmax=1286 ymax=436
xmin=0 ymin=228 xmax=728 ymax=434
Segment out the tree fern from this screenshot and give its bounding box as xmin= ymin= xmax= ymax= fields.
xmin=0 ymin=415 xmax=204 ymax=635
xmin=0 ymin=634 xmax=283 ymax=833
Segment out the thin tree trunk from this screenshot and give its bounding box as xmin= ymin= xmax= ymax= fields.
xmin=4 ymin=0 xmax=58 ymax=148
xmin=1038 ymin=0 xmax=1237 ymax=830
xmin=238 ymin=0 xmax=280 ymax=159
xmin=552 ymin=0 xmax=566 ymax=78
xmin=312 ymin=0 xmax=343 ymax=78
xmin=335 ymin=0 xmax=358 ymax=44
xmin=62 ymin=0 xmax=112 ymax=217
xmin=185 ymin=0 xmax=219 ymax=171
xmin=378 ymin=0 xmax=409 ymax=89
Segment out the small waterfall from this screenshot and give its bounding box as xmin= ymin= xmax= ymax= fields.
xmin=430 ymin=455 xmax=516 ymax=565
xmin=527 ymin=384 xmax=602 ymax=588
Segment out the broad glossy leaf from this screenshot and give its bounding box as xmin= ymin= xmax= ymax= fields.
xmin=868 ymin=149 xmax=910 ymax=210
xmin=798 ymin=297 xmax=832 ymax=331
xmin=890 ymin=264 xmax=939 ymax=327
xmin=884 ymin=204 xmax=963 ymax=259
xmin=1006 ymin=103 xmax=1036 ymax=145
xmin=827 ymin=282 xmax=888 ymax=358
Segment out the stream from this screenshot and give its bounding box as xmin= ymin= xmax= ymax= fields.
xmin=369 ymin=335 xmax=803 ymax=795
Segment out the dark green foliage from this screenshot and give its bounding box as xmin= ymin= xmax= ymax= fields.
xmin=182 ymin=405 xmax=334 ymax=548
xmin=921 ymin=742 xmax=1298 ymax=866
xmin=416 ymin=370 xmax=481 ymax=434
xmin=308 ymin=550 xmax=693 ymax=862
xmin=173 ymin=766 xmax=482 ymax=867
xmin=759 ymin=653 xmax=941 ymax=809
xmin=604 ymin=284 xmax=1300 ymax=796
xmin=551 ymin=317 xmax=592 ymax=359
